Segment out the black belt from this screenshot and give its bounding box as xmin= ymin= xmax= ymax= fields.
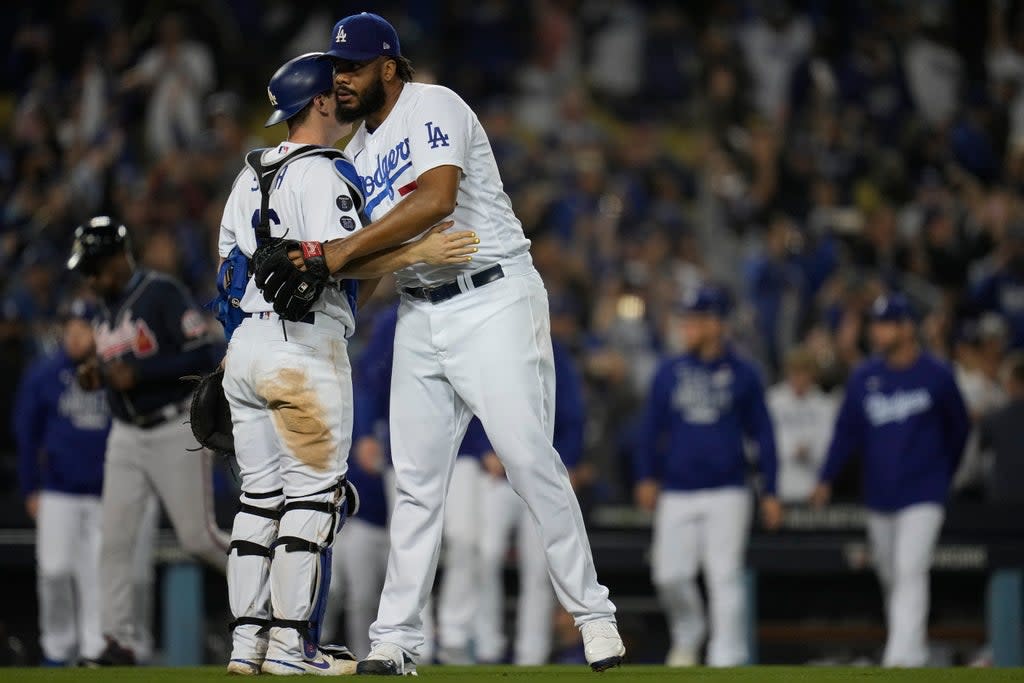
xmin=242 ymin=311 xmax=316 ymax=324
xmin=130 ymin=401 xmax=189 ymax=430
xmin=403 ymin=265 xmax=504 ymax=304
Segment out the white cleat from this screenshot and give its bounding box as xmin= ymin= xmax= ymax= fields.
xmin=355 ymin=642 xmax=417 ymax=676
xmin=262 ymin=650 xmax=357 ymax=676
xmin=227 ymin=658 xmax=263 ymax=675
xmin=665 ymin=646 xmax=698 ymax=667
xmin=581 ymin=620 xmax=625 ymax=672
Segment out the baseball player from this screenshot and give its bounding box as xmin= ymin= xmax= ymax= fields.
xmin=324 ymin=304 xmax=469 ymax=664
xmin=812 ymin=294 xmax=970 ymax=667
xmin=218 ymin=54 xmax=476 ymax=675
xmin=15 ymin=300 xmax=161 ymax=667
xmin=634 ymin=285 xmax=780 ymax=668
xmin=252 ymin=13 xmax=623 ymax=674
xmin=767 ymin=348 xmax=837 ymax=503
xmin=475 ymin=337 xmax=587 ymax=666
xmin=66 ymin=217 xmax=228 ymax=666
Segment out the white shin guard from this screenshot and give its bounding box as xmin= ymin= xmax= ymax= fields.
xmin=228 ymin=489 xmax=284 ymax=660
xmin=267 ymin=486 xmax=343 ymax=661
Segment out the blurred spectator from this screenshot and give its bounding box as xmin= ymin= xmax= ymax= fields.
xmin=952 ymin=315 xmax=1008 ymax=493
xmin=767 ymin=348 xmax=837 ymax=504
xmin=971 ymin=220 xmax=1024 ymax=349
xmin=903 ymin=7 xmax=963 ymax=128
xmin=738 ymin=1 xmax=812 ymax=123
xmin=120 ymin=14 xmax=215 ymax=158
xmin=978 ymin=350 xmax=1024 ymax=505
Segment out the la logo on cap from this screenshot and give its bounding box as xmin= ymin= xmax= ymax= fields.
xmin=335 ymin=25 xmax=347 ymax=43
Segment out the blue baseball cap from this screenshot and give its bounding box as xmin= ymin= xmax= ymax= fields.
xmin=870 ymin=293 xmax=915 ymax=322
xmin=265 ymin=53 xmax=334 ymax=127
xmin=324 ymin=13 xmax=400 ymax=62
xmin=62 ymin=298 xmax=99 ymax=324
xmin=678 ymin=285 xmax=731 ymax=318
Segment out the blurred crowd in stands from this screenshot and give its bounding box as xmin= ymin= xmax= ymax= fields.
xmin=4 ymin=0 xmax=1024 ymax=512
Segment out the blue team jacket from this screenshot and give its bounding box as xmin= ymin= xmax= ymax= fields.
xmin=820 ymin=352 xmax=969 ymax=512
xmin=13 ymin=349 xmax=110 ymax=497
xmin=634 ymin=347 xmax=778 ymax=494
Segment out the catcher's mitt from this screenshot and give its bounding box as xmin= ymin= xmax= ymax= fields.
xmin=185 ymin=368 xmax=234 ymax=455
xmin=252 ymin=239 xmax=331 ymax=321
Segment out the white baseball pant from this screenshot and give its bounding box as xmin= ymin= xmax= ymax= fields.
xmin=652 ymin=487 xmax=751 ymax=667
xmin=224 ymin=315 xmax=353 ymax=663
xmin=324 ymin=517 xmax=390 ymax=658
xmin=37 ymin=489 xmax=160 ymax=663
xmin=370 ymin=268 xmax=615 ymax=660
xmin=476 ymin=476 xmax=554 ymax=665
xmin=100 ymin=418 xmax=228 ymax=647
xmin=867 ymin=503 xmax=944 ymax=667
xmin=437 ymin=456 xmax=483 ymax=659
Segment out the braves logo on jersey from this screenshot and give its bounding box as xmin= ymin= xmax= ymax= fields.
xmin=96 ymin=316 xmax=160 ymax=361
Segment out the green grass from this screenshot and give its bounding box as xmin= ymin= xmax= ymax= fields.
xmin=3 ymin=666 xmax=1024 ymax=682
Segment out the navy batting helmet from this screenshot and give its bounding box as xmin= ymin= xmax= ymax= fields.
xmin=264 ymin=52 xmax=334 ymax=127
xmin=67 ymin=216 xmax=131 ymax=275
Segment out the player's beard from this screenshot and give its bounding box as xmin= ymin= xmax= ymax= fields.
xmin=336 ymin=74 xmax=386 ymax=123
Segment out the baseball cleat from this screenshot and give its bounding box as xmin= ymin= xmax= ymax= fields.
xmin=261 ymin=649 xmax=357 ymax=676
xmin=665 ymin=646 xmax=697 ymax=667
xmin=227 ymin=658 xmax=263 ymax=675
xmin=81 ymin=637 xmax=137 ymax=667
xmin=581 ymin=620 xmax=625 ymax=672
xmin=355 ymin=642 xmax=417 ymax=676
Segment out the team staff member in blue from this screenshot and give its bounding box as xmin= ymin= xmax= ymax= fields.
xmin=634 ymin=284 xmax=780 ymax=668
xmin=15 ymin=300 xmax=109 ymax=666
xmin=812 ymin=293 xmax=969 ymax=667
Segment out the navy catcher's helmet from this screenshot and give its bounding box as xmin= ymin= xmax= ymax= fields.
xmin=264 ymin=52 xmax=334 ymax=127
xmin=67 ymin=216 xmax=130 ymax=275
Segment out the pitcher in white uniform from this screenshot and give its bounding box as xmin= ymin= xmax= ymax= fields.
xmin=251 ymin=13 xmax=624 ymax=675
xmin=218 ymin=53 xmax=477 ymax=676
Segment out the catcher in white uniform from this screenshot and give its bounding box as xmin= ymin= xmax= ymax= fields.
xmin=252 ymin=13 xmax=624 ymax=675
xmin=218 ymin=53 xmax=477 ymax=676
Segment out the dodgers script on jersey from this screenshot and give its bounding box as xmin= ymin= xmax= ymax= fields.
xmin=219 ymin=143 xmax=365 ymax=335
xmin=345 ymin=83 xmax=532 ymax=288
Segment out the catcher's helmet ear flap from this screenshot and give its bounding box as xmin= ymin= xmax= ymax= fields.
xmin=264 ymin=53 xmax=334 ymax=127
xmin=67 ymin=216 xmax=131 ymax=274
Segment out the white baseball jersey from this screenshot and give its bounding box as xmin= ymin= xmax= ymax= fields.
xmin=345 ymin=83 xmax=532 ymax=288
xmin=767 ymin=383 xmax=837 ymax=502
xmin=219 ymin=142 xmax=365 ymax=335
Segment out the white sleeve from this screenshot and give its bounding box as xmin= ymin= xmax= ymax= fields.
xmin=298 ymin=159 xmax=365 ymax=244
xmin=407 ymin=87 xmax=472 ymax=177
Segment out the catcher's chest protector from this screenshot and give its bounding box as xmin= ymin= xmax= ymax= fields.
xmin=210 ymin=145 xmax=362 ymax=341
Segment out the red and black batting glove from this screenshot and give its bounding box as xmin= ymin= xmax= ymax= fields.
xmin=252 ymin=239 xmax=332 ymax=321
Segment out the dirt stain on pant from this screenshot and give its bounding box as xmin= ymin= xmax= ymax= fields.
xmin=258 ymin=368 xmax=335 ymax=471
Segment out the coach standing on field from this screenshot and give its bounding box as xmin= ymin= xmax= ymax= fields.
xmin=634 ymin=284 xmax=780 ymax=668
xmin=812 ymin=293 xmax=969 ymax=668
